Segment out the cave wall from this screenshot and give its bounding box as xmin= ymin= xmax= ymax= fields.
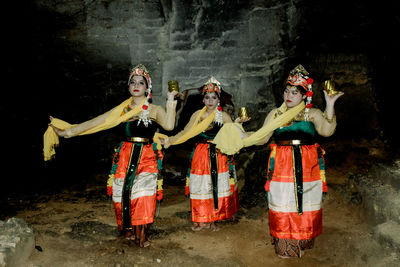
xmin=2 ymin=0 xmax=399 ymax=194
xmin=28 ymin=0 xmax=388 ymax=139
xmin=32 ymin=0 xmax=301 ymax=117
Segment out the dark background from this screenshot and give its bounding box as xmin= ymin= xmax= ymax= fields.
xmin=2 ymin=0 xmax=399 ymax=198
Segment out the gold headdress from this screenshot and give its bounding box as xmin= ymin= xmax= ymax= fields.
xmin=202 ymin=76 xmax=223 ymax=125
xmin=287 ymin=64 xmax=314 ymax=120
xmin=128 ymin=64 xmax=152 ymax=89
xmin=202 ymin=76 xmax=222 ymax=95
xmin=128 ymin=64 xmax=152 ymax=126
xmin=287 ymin=64 xmax=312 ymax=91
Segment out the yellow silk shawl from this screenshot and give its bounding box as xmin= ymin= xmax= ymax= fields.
xmin=213 ymin=102 xmax=305 ymax=155
xmin=43 ymin=97 xmax=148 ymax=161
xmin=169 ymin=106 xmax=216 ymax=146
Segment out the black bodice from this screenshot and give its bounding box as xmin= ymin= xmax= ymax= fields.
xmin=123 ymin=119 xmax=160 ymax=139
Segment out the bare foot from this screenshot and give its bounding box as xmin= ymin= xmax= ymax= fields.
xmin=277 ymin=254 xmax=292 ymax=259
xmin=124 ymin=231 xmax=135 ymax=240
xmin=191 ymin=223 xmax=212 ymax=231
xmin=210 ymin=223 xmax=220 ymax=232
xmin=191 ymin=223 xmax=202 ymax=231
xmin=142 ymin=240 xmax=150 ymax=248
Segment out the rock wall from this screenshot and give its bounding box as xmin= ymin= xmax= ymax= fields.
xmin=28 ymin=0 xmax=386 ymax=139
xmin=33 ymin=0 xmax=303 ymax=122
xmin=351 ymin=161 xmax=400 ymax=254
xmin=3 ymin=0 xmax=397 ymax=195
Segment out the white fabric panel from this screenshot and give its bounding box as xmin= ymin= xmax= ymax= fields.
xmin=112 ymin=172 xmax=157 ymax=202
xmin=190 ymin=171 xmax=232 ymax=200
xmin=112 ymin=177 xmax=124 ymax=202
xmin=268 ymin=180 xmax=322 ymax=213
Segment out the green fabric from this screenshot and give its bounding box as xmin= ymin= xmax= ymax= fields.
xmin=274 ymin=121 xmax=316 ymax=137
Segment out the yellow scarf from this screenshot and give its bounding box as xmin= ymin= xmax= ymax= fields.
xmin=43 ymin=97 xmax=145 ymax=161
xmin=213 ymin=102 xmax=305 ymax=155
xmin=171 ymin=106 xmax=216 ymax=145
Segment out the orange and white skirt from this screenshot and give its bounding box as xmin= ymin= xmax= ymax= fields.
xmin=109 ymin=142 xmax=161 ymax=230
xmin=189 ymin=143 xmax=240 ymax=223
xmin=265 ymin=143 xmax=327 ymax=240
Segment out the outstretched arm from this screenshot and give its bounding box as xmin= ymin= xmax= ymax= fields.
xmin=250 ymin=109 xmax=276 ymax=145
xmin=163 ymin=110 xmax=200 ymax=148
xmin=49 ymin=109 xmax=113 ymax=138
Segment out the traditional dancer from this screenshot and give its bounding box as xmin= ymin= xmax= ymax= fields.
xmin=163 ymin=77 xmax=242 ymax=231
xmin=44 ymin=64 xmax=177 ymax=247
xmin=213 ymin=65 xmax=344 ymax=257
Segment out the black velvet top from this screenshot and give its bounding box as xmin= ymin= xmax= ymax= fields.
xmin=123 ymin=119 xmax=160 ymax=140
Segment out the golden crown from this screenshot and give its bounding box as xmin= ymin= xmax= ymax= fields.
xmin=128 ymin=64 xmax=152 ymax=88
xmin=202 ymin=76 xmax=221 ymax=94
xmin=287 ymin=64 xmax=312 ymax=91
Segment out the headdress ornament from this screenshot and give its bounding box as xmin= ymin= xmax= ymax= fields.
xmin=203 ymin=76 xmax=223 ymax=125
xmin=287 ymin=64 xmax=310 ymax=91
xmin=287 ymin=64 xmax=314 ymax=121
xmin=128 ymin=64 xmax=152 ymax=126
xmin=202 ymin=76 xmax=222 ymax=95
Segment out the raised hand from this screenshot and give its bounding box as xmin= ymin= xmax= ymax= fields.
xmin=234 ymin=116 xmax=251 ymax=124
xmin=323 ymin=90 xmax=344 ymax=107
xmin=49 ymin=116 xmax=68 ymax=138
xmin=167 ymin=91 xmax=179 ymax=101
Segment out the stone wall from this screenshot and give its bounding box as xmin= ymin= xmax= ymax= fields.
xmin=351 ymin=161 xmax=400 ymax=254
xmin=33 ymin=0 xmax=305 ymax=125
xmin=30 ymin=0 xmax=383 ymax=139
xmin=3 ymin=0 xmax=395 ymax=196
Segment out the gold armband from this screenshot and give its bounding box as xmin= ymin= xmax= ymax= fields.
xmin=322 ymin=113 xmax=335 ymax=124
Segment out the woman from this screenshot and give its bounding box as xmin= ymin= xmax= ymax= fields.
xmin=44 ymin=64 xmax=177 ymax=247
xmin=213 ymin=64 xmax=343 ymax=258
xmin=163 ymin=77 xmax=241 ymax=231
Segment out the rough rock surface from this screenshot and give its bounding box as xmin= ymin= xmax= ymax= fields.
xmin=351 ymin=160 xmax=400 ymax=254
xmin=0 ymin=218 xmax=35 ymax=267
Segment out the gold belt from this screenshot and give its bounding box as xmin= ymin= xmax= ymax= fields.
xmin=127 ymin=137 xmax=150 ymax=143
xmin=276 ymin=140 xmax=313 ymax=146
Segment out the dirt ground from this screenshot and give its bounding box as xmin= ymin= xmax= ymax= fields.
xmin=0 ymin=160 xmax=393 ymax=267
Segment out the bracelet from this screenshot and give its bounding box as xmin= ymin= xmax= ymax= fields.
xmin=322 ymin=113 xmax=335 ymax=124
